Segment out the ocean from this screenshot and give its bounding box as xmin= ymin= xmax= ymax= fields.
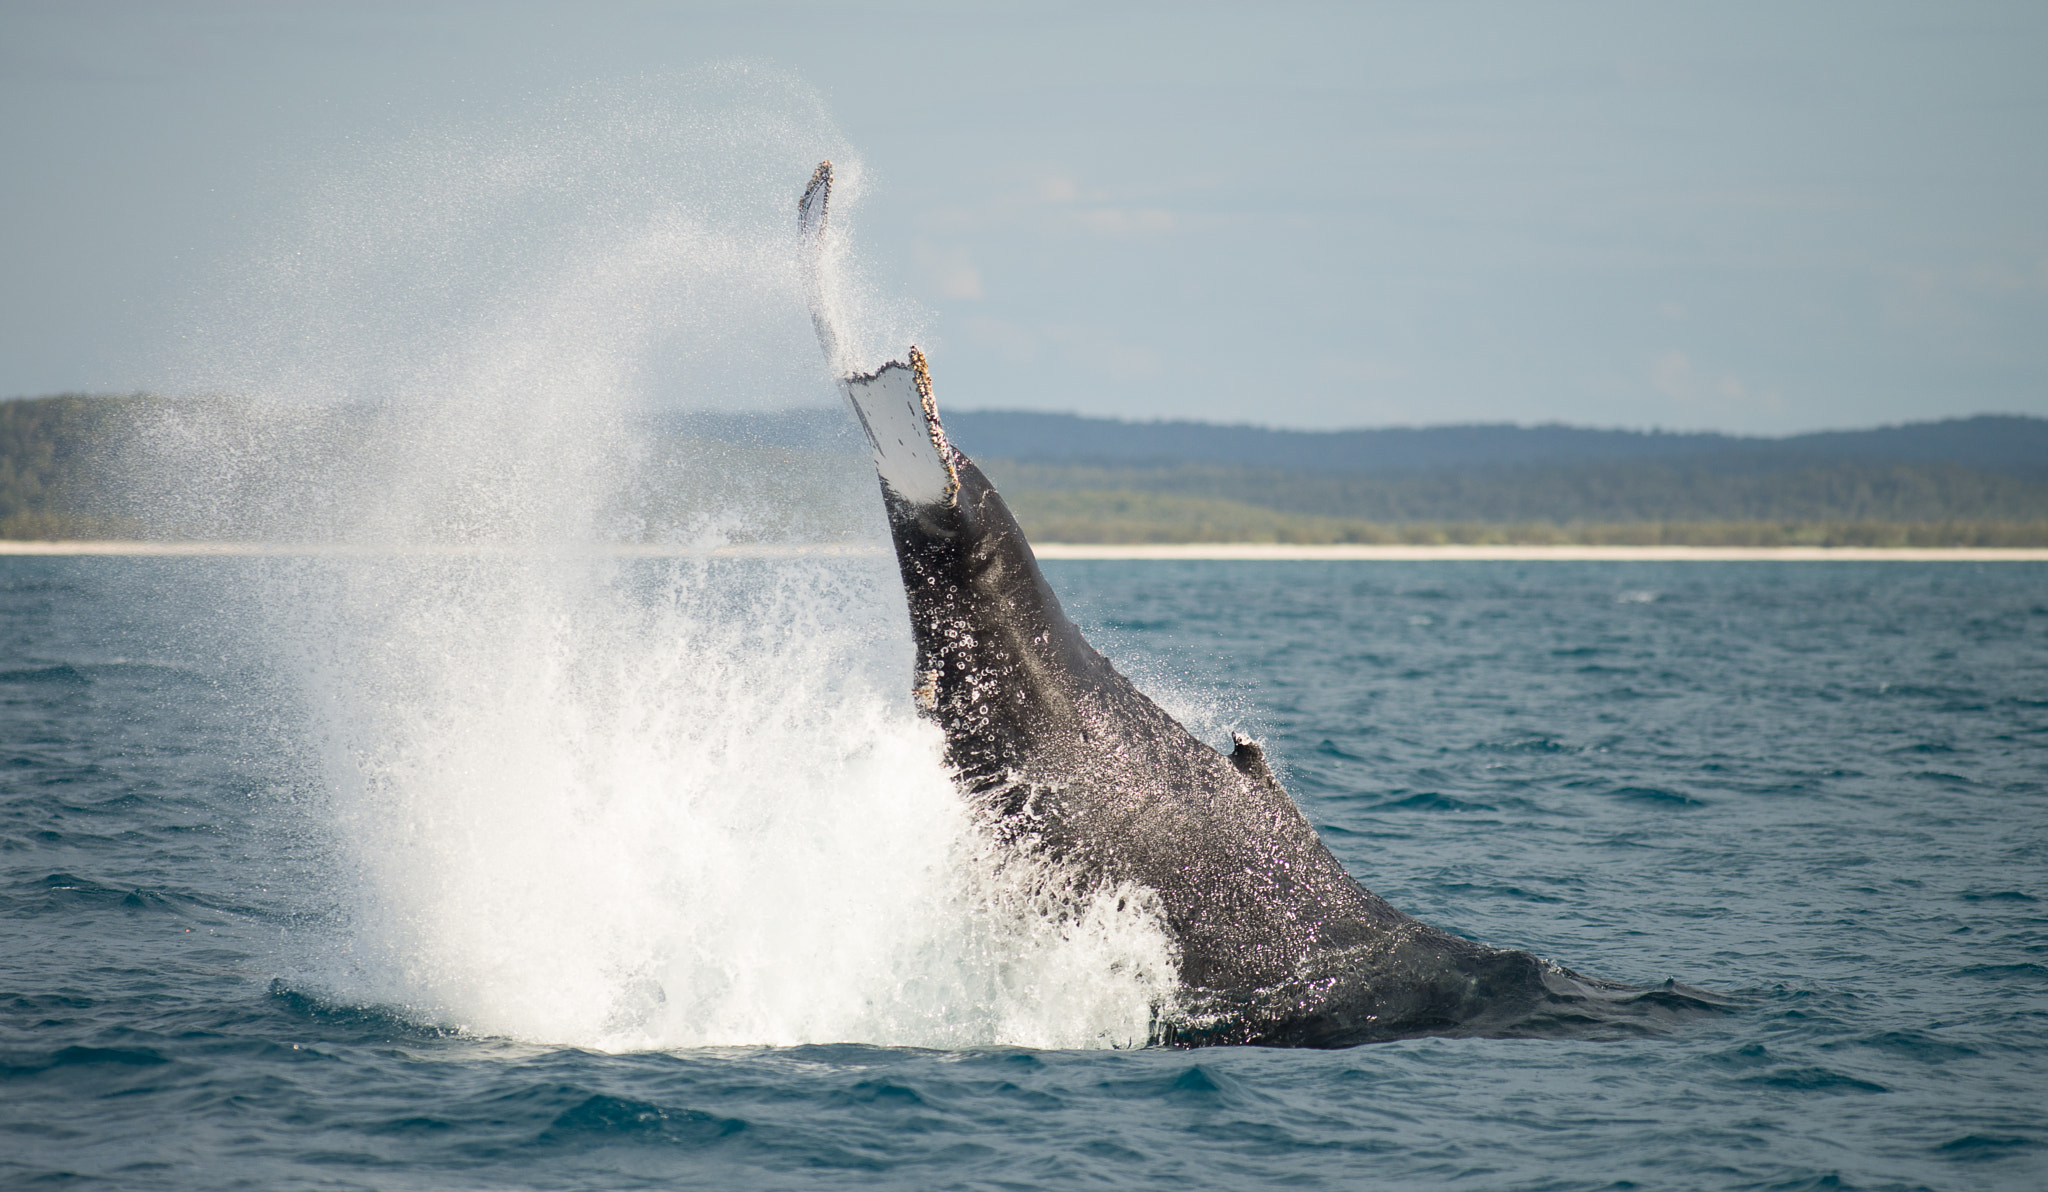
xmin=3 ymin=555 xmax=2043 ymax=1190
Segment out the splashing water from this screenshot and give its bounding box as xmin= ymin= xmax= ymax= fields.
xmin=122 ymin=72 xmax=1178 ymax=1050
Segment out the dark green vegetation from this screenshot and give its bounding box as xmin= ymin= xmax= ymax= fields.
xmin=4 ymin=395 xmax=2044 ymax=544
xmin=0 ymin=395 xmax=140 ymax=538
xmin=994 ymin=487 xmax=2048 ymax=548
xmin=943 ymin=412 xmax=2048 ymax=546
xmin=974 ymin=460 xmax=2048 ymax=545
xmin=942 ymin=410 xmax=2048 ymax=474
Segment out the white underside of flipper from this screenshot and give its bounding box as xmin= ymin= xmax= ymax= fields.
xmin=843 ymin=353 xmax=958 ymax=507
xmin=799 ymin=161 xmax=959 ymax=509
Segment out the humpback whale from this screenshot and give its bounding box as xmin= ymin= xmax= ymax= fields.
xmin=797 ymin=162 xmax=1706 ymax=1046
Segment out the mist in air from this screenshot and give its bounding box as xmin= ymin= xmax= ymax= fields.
xmin=117 ymin=74 xmax=1178 ymax=1051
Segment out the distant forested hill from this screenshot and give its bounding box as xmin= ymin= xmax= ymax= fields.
xmin=648 ymin=406 xmax=2048 ymax=543
xmin=0 ymin=394 xmax=138 ymax=537
xmin=970 ymin=456 xmax=2048 ymax=525
xmin=934 ymin=411 xmax=2048 ymax=540
xmin=3 ymin=394 xmax=2043 ymax=543
xmin=940 ymin=411 xmax=2048 ymax=478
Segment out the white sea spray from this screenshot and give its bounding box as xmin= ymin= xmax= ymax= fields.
xmin=121 ymin=71 xmax=1179 ymax=1050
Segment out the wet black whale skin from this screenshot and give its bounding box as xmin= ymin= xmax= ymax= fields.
xmin=872 ymin=450 xmax=1654 ymax=1047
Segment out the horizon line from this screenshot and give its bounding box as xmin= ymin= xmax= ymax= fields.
xmin=2 ymin=541 xmax=2043 ymax=563
xmin=939 ymin=407 xmax=2045 ymax=442
xmin=2 ymin=392 xmax=2040 ymax=443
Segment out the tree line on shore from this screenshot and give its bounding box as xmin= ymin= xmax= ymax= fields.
xmin=4 ymin=393 xmax=2045 ymax=546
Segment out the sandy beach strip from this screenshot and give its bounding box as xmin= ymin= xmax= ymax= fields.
xmin=2 ymin=540 xmax=2045 ymax=561
xmin=0 ymin=541 xmax=887 ymax=559
xmin=1029 ymin=543 xmax=2048 ymax=561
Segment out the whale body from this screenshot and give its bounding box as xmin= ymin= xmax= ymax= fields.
xmin=798 ymin=163 xmax=1707 ymax=1046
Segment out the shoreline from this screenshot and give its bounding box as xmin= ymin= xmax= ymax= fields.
xmin=2 ymin=540 xmax=2045 ymax=561
xmin=0 ymin=541 xmax=887 ymax=559
xmin=1031 ymin=543 xmax=2048 ymax=561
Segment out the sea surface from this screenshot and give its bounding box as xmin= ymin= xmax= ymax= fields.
xmin=3 ymin=556 xmax=2044 ymax=1190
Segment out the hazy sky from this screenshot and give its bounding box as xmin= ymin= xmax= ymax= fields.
xmin=4 ymin=1 xmax=2044 ymax=432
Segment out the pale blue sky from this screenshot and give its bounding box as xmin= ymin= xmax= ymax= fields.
xmin=3 ymin=0 xmax=2043 ymax=432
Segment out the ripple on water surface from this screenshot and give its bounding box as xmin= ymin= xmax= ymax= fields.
xmin=0 ymin=558 xmax=2044 ymax=1190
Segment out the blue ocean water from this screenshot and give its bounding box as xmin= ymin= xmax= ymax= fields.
xmin=2 ymin=556 xmax=2043 ymax=1190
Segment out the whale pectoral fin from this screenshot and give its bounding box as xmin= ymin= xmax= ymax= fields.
xmin=842 ymin=350 xmax=960 ymax=509
xmin=796 ymin=160 xmax=962 ymax=510
xmin=1229 ymin=732 xmax=1279 ymax=787
xmin=799 ymin=160 xmax=832 ymax=241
